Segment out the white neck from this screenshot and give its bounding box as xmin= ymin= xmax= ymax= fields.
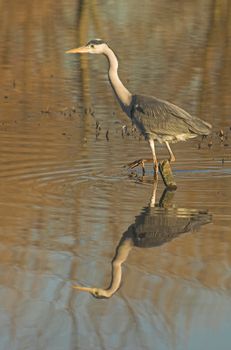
xmin=100 ymin=238 xmax=134 ymax=298
xmin=75 ymin=237 xmax=134 ymax=298
xmin=104 ymin=46 xmax=132 ymax=107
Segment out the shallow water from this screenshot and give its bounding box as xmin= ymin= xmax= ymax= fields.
xmin=0 ymin=1 xmax=231 ymax=349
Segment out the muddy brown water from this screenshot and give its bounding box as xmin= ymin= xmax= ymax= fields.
xmin=0 ymin=1 xmax=231 ymax=349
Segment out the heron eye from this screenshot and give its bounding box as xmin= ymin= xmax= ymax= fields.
xmin=90 ymin=44 xmax=94 ymax=48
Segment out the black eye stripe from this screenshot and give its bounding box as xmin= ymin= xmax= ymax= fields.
xmin=86 ymin=39 xmax=105 ymax=46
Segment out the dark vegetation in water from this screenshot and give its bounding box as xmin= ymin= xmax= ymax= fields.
xmin=1 ymin=86 xmax=231 ymax=164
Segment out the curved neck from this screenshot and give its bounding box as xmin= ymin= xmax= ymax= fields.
xmin=101 ymin=238 xmax=134 ymax=298
xmin=104 ymin=46 xmax=132 ymax=108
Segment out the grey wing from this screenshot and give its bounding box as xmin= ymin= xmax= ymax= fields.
xmin=132 ymin=207 xmax=212 ymax=248
xmin=131 ymin=94 xmax=212 ymax=138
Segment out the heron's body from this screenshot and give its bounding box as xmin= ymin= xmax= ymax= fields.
xmin=131 ymin=94 xmax=211 ymax=143
xmin=66 ymin=39 xmax=212 ymax=175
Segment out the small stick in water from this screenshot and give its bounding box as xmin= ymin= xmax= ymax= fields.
xmin=159 ymin=160 xmax=177 ymax=190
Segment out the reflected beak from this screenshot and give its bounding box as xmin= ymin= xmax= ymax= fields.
xmin=65 ymin=46 xmax=89 ymax=54
xmin=73 ymin=285 xmax=93 ymax=293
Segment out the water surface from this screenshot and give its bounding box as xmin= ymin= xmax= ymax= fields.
xmin=0 ymin=1 xmax=231 ymax=349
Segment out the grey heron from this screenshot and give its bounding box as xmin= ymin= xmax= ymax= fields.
xmin=66 ymin=39 xmax=212 ymax=177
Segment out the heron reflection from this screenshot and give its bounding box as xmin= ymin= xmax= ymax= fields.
xmin=74 ymin=183 xmax=212 ymax=298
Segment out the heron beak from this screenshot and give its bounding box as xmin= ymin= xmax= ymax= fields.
xmin=72 ymin=285 xmax=93 ymax=293
xmin=65 ymin=46 xmax=89 ymax=54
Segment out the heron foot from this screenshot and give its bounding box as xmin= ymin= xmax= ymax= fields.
xmin=127 ymin=159 xmax=144 ymax=169
xmin=127 ymin=159 xmax=146 ymax=175
xmin=127 ymin=158 xmax=159 ymax=177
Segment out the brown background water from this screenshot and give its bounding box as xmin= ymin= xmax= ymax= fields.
xmin=0 ymin=1 xmax=231 ymax=349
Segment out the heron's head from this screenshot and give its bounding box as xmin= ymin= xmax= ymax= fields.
xmin=66 ymin=39 xmax=107 ymax=55
xmin=73 ymin=285 xmax=110 ymax=299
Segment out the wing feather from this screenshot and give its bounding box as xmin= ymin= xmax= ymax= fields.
xmin=131 ymin=94 xmax=211 ymax=138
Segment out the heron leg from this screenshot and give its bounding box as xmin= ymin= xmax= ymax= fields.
xmin=148 ymin=139 xmax=158 ymax=178
xmin=165 ymin=141 xmax=175 ymax=162
xmin=141 ymin=160 xmax=145 ymax=176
